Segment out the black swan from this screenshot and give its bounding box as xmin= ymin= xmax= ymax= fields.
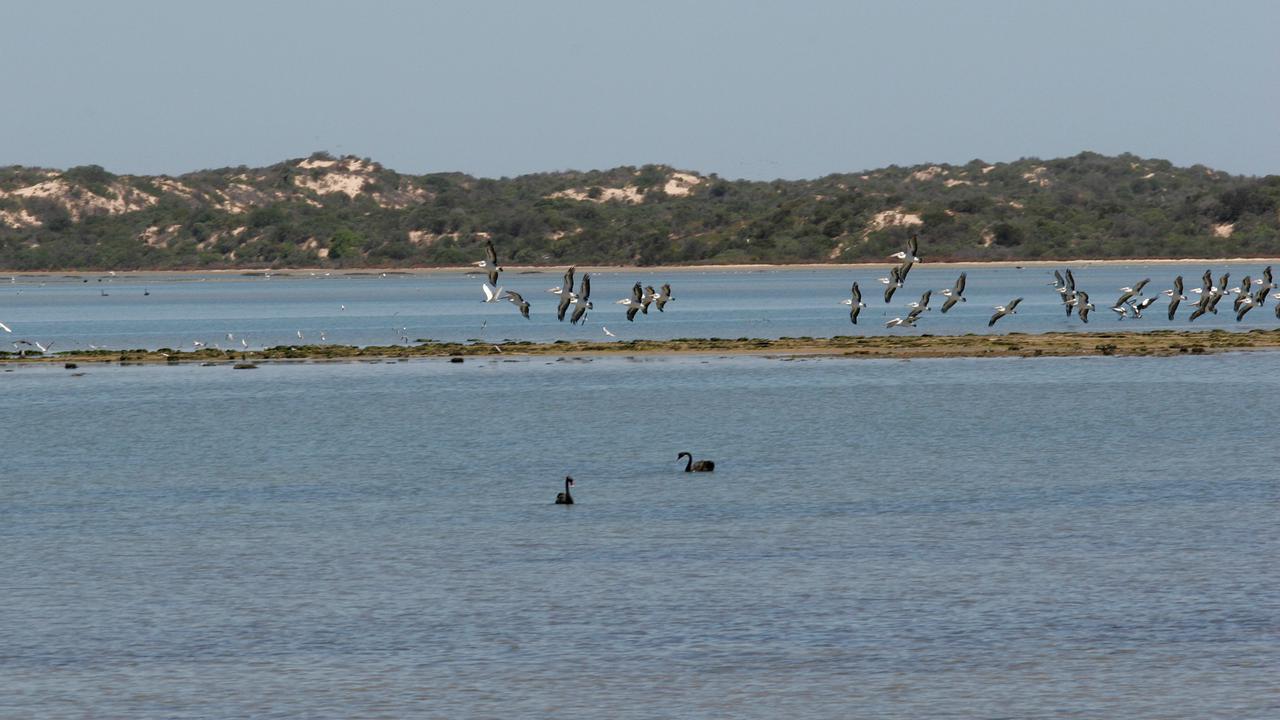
xmin=555 ymin=476 xmax=575 ymax=504
xmin=677 ymin=452 xmax=715 ymax=472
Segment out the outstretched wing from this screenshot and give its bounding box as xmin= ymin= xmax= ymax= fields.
xmin=1006 ymin=297 xmax=1023 ymax=311
xmin=941 ymin=296 xmax=958 ymax=313
xmin=579 ymin=273 xmax=591 ymax=302
xmin=485 ymin=239 xmax=498 ymax=265
xmin=557 ymin=291 xmax=572 ymax=321
xmin=954 ymin=272 xmax=966 ymax=296
xmin=626 ymin=306 xmax=640 ymax=321
xmin=850 ymin=282 xmax=861 ymax=304
xmin=562 ymin=266 xmax=575 ymax=293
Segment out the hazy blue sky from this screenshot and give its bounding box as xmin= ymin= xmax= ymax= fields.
xmin=2 ymin=0 xmax=1276 ymax=179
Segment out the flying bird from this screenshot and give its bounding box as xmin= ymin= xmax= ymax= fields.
xmin=474 ymin=239 xmax=503 ymax=286
xmin=555 ymin=267 xmax=576 ymax=321
xmin=653 ymin=283 xmax=673 ymax=312
xmin=617 ymin=282 xmax=646 ymax=321
xmin=1164 ymin=276 xmax=1186 ymax=320
xmin=504 ymin=290 xmax=531 ymax=318
xmin=939 ymin=273 xmax=966 ymax=313
xmin=570 ymin=273 xmax=593 ymax=324
xmin=841 ymin=282 xmax=865 ymax=324
xmin=988 ymin=297 xmax=1022 ymax=327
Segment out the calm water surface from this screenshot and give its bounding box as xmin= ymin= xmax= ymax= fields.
xmin=2 ymin=353 xmax=1277 ymax=718
xmin=3 ymin=262 xmax=1279 ymax=350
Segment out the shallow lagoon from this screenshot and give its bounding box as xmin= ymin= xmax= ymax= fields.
xmin=2 ymin=353 xmax=1276 ymax=718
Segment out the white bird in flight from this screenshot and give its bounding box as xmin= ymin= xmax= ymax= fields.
xmin=602 ymin=326 xmax=616 ymax=337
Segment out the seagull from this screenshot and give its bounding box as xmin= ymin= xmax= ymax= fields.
xmin=939 ymin=273 xmax=966 ymax=313
xmin=602 ymin=326 xmax=616 ymax=337
xmin=841 ymin=282 xmax=865 ymax=324
xmin=473 ymin=239 xmax=503 ymax=286
xmin=296 ymin=330 xmax=304 ymax=340
xmin=653 ymin=283 xmax=673 ymax=312
xmin=192 ymin=340 xmax=206 ymax=349
xmin=570 ymin=273 xmax=592 ymax=325
xmin=1164 ymin=276 xmax=1186 ymax=320
xmin=554 ymin=267 xmax=576 ymax=321
xmin=617 ymin=282 xmax=646 ymax=321
xmin=988 ymin=297 xmax=1022 ymax=327
xmin=0 ymin=321 xmax=10 ymax=333
xmin=339 ymin=304 xmax=346 ymax=311
xmin=481 ymin=282 xmax=505 ymax=303
xmin=504 ymin=290 xmax=531 ymax=319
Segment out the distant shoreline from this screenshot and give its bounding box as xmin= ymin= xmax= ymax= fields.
xmin=7 ymin=329 xmax=1280 ymax=367
xmin=5 ymin=257 xmax=1279 ymax=278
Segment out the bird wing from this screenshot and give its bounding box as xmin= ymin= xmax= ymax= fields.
xmin=988 ymin=310 xmax=1004 ymax=327
xmin=849 ymin=304 xmax=860 ymax=324
xmin=908 ymin=234 xmax=918 ymax=258
xmin=484 ymin=239 xmax=498 ymax=265
xmin=488 ymin=269 xmax=499 ymax=287
xmin=1173 ymin=275 xmax=1183 ymax=294
xmin=897 ymin=259 xmax=914 ymax=281
xmin=562 ymin=266 xmax=575 ymax=293
xmin=505 ymin=290 xmax=525 ymax=303
xmin=850 ymin=282 xmax=861 ymax=304
xmin=626 ymin=306 xmax=640 ymax=321
xmin=1167 ymin=297 xmax=1180 ymax=320
xmin=1053 ymin=269 xmax=1064 ymax=288
xmin=884 ymin=283 xmax=898 ymax=303
xmin=1133 ymin=278 xmax=1150 ymax=293
xmin=955 ymin=273 xmax=966 ymax=295
xmin=1065 ymin=269 xmax=1076 ymax=291
xmin=1006 ymin=297 xmax=1023 ymax=311
xmin=661 ymin=283 xmax=672 ymax=300
xmin=631 ymin=282 xmax=643 ymax=303
xmin=918 ymin=289 xmax=931 ymax=308
xmin=940 ymin=296 xmax=957 ymax=313
xmin=557 ymin=292 xmax=572 ymax=321
xmin=579 ymin=273 xmax=591 ymax=301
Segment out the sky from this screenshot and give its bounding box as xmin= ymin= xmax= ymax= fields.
xmin=1 ymin=0 xmax=1276 ymax=180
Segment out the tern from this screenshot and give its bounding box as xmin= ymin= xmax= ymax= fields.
xmin=480 ymin=282 xmax=505 ymax=303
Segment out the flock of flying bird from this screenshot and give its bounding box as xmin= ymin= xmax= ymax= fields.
xmin=6 ymin=234 xmax=1280 ymax=354
xmin=844 ymin=234 xmax=1280 ymax=329
xmin=474 ymin=239 xmax=675 ymax=335
xmin=1049 ymin=266 xmax=1279 ymax=323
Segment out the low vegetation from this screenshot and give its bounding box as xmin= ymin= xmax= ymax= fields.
xmin=1 ymin=151 xmax=1278 ymax=270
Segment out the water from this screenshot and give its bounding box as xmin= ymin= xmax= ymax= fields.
xmin=2 ymin=262 xmax=1278 ymax=351
xmin=2 ymin=354 xmax=1277 ymax=718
